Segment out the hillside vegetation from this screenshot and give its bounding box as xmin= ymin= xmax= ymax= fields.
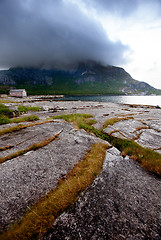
xmin=0 ymin=61 xmax=160 ymax=95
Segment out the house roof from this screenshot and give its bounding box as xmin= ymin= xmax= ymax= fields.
xmin=9 ymin=89 xmax=26 ymax=92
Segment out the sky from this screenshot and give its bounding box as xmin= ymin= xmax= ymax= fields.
xmin=0 ymin=0 xmax=161 ymax=89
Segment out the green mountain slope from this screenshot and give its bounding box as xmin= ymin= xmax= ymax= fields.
xmin=0 ymin=62 xmax=160 ymax=95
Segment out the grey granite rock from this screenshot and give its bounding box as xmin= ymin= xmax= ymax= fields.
xmin=41 ymin=148 xmax=161 ymax=240
xmin=0 ymin=121 xmax=103 ymax=231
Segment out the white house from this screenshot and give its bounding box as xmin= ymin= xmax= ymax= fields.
xmin=9 ymin=89 xmax=27 ymax=98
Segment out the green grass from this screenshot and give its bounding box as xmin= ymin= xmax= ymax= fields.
xmin=0 ymin=116 xmax=10 ymax=125
xmin=10 ymin=115 xmax=39 ymax=123
xmin=0 ymin=115 xmax=39 ymax=125
xmin=18 ymin=105 xmax=41 ymax=113
xmin=52 ymin=113 xmax=93 ymax=121
xmin=0 ymin=99 xmax=17 ymax=103
xmin=0 ymin=142 xmax=108 ymax=240
xmin=0 ymin=104 xmax=14 ymax=124
xmin=0 ymin=103 xmax=40 ymax=125
xmin=52 ymin=113 xmax=95 ymax=128
xmin=0 ymin=104 xmax=13 ymax=116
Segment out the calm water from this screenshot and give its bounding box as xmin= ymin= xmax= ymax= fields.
xmin=56 ymin=95 xmax=161 ymax=107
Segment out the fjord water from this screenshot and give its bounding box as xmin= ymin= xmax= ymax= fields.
xmin=59 ymin=95 xmax=161 ymax=107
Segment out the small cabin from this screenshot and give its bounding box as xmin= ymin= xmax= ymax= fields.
xmin=9 ymin=89 xmax=27 ymax=98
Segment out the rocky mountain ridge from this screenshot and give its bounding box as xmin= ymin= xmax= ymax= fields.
xmin=0 ymin=61 xmax=160 ymax=95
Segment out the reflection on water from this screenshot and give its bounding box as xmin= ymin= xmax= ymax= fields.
xmin=58 ymin=95 xmax=161 ymax=107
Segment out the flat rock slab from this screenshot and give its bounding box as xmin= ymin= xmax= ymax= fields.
xmin=0 ymin=121 xmax=63 ymax=158
xmin=105 ymin=119 xmax=145 ymax=139
xmin=42 ymin=147 xmax=161 ymax=240
xmin=0 ymin=121 xmax=103 ymax=231
xmin=144 ymin=119 xmax=161 ymax=131
xmin=135 ymin=129 xmax=161 ymax=150
xmin=103 ymin=118 xmax=161 ymax=151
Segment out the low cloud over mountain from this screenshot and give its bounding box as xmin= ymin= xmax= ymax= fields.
xmin=0 ymin=0 xmax=128 ymax=69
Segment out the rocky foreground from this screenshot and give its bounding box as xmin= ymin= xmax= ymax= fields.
xmin=0 ymin=97 xmax=161 ymax=239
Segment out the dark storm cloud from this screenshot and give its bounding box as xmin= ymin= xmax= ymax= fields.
xmin=0 ymin=0 xmax=129 ymax=69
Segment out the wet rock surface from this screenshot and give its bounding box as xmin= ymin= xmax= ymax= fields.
xmin=0 ymin=97 xmax=161 ymax=239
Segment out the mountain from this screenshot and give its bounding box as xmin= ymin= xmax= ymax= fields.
xmin=0 ymin=61 xmax=160 ymax=95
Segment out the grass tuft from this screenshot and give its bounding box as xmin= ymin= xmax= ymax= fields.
xmin=52 ymin=113 xmax=96 ymax=129
xmin=0 ymin=145 xmax=13 ymax=151
xmin=10 ymin=115 xmax=39 ymax=123
xmin=0 ymin=115 xmax=39 ymax=125
xmin=0 ymin=104 xmax=13 ymax=116
xmin=18 ymin=105 xmax=41 ymax=113
xmin=0 ymin=116 xmax=10 ymax=125
xmin=0 ymin=104 xmax=13 ymax=124
xmin=0 ymin=143 xmax=108 ymax=240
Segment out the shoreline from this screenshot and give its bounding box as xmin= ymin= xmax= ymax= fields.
xmin=1 ymin=94 xmax=161 ymax=107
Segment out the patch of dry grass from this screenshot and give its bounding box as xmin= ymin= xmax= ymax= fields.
xmin=0 ymin=145 xmax=13 ymax=151
xmin=0 ymin=143 xmax=108 ymax=240
xmin=115 ymin=113 xmax=135 ymax=117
